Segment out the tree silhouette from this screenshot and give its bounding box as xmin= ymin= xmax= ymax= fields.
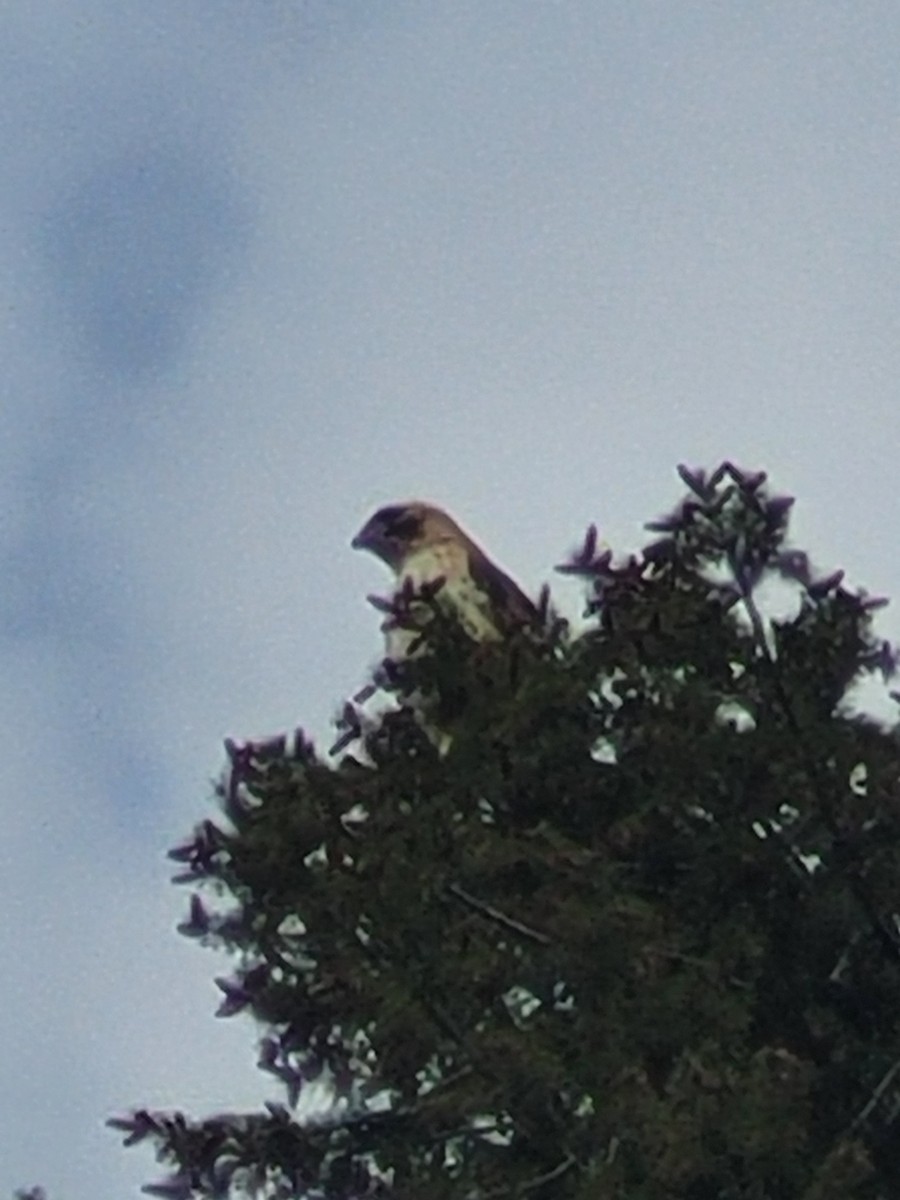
xmin=113 ymin=464 xmax=900 ymax=1199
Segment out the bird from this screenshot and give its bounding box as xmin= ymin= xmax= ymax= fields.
xmin=351 ymin=501 xmax=538 ymax=661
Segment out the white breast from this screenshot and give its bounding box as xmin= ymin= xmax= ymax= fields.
xmin=383 ymin=542 xmax=499 ymax=660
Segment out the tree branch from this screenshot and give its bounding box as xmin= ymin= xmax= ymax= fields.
xmin=730 ymin=552 xmax=900 ymax=967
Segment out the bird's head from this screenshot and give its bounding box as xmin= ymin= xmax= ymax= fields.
xmin=351 ymin=501 xmax=458 ymax=571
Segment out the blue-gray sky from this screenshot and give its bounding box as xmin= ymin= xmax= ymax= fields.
xmin=3 ymin=3 xmax=899 ymax=1196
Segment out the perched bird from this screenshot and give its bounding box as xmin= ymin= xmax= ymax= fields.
xmin=352 ymin=501 xmax=537 ymax=660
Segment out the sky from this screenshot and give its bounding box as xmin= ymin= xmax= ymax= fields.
xmin=3 ymin=2 xmax=900 ymax=1196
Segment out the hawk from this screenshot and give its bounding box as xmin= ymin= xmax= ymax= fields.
xmin=350 ymin=503 xmax=539 ymax=755
xmin=351 ymin=501 xmax=538 ymax=662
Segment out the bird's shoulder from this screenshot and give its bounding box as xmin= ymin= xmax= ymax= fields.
xmin=398 ymin=539 xmax=472 ymax=588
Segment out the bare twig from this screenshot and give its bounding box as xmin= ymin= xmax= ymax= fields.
xmin=447 ymin=883 xmax=551 ymax=946
xmin=653 ymin=947 xmax=752 ymax=990
xmin=483 ymin=1153 xmax=577 ymax=1197
xmin=849 ymin=1056 xmax=900 ymax=1134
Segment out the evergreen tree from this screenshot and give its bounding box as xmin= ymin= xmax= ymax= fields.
xmin=113 ymin=463 xmax=900 ymax=1199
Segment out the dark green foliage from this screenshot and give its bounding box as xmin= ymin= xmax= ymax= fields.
xmin=116 ymin=464 xmax=900 ymax=1199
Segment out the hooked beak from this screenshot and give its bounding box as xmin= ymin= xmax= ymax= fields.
xmin=351 ymin=518 xmax=376 ymax=553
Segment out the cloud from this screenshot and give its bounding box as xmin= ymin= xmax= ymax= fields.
xmin=41 ymin=144 xmax=250 ymax=381
xmin=2 ymin=3 xmax=899 ymax=1196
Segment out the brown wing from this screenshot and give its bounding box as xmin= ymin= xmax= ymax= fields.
xmin=466 ymin=544 xmax=539 ymax=630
